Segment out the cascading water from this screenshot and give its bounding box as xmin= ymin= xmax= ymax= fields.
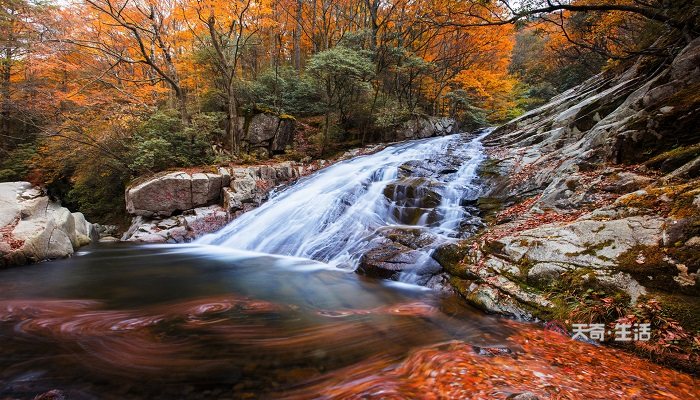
xmin=198 ymin=130 xmax=490 ymax=275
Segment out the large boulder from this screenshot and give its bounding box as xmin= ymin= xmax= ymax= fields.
xmin=384 ymin=116 xmax=459 ymax=142
xmin=126 ymin=171 xmax=224 ymax=217
xmin=242 ymin=113 xmax=296 ymax=156
xmin=357 ymin=242 xmax=442 ymax=282
xmin=222 ymin=162 xmax=302 ymax=215
xmin=1 ymin=182 xmax=96 ymax=267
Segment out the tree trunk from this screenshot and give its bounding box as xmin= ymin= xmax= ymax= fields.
xmin=227 ymin=84 xmax=240 ymax=155
xmin=176 ymin=88 xmax=190 ymax=127
xmin=294 ymin=0 xmax=303 ymax=71
xmin=322 ymin=110 xmax=330 ymax=156
xmin=0 ymin=48 xmax=12 ymax=140
xmin=365 ymin=0 xmax=379 ymax=51
xmin=311 ymin=0 xmax=318 ymax=53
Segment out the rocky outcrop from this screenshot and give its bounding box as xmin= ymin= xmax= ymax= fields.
xmin=122 ymin=162 xmax=304 ymax=243
xmin=122 ymin=205 xmax=228 ymax=243
xmin=382 ymin=116 xmax=458 ymax=142
xmin=242 ymin=112 xmax=295 ymax=156
xmin=1 ymin=182 xmax=97 ymax=267
xmin=222 ymin=163 xmax=300 ymax=216
xmin=438 ymin=38 xmax=700 ymax=369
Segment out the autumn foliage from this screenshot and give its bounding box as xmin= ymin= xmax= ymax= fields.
xmin=0 ymin=0 xmax=694 ymax=222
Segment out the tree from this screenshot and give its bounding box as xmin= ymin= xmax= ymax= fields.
xmin=307 ymin=46 xmax=374 ymax=153
xmin=182 ymin=0 xmax=271 ymax=155
xmin=0 ymin=0 xmax=43 ymax=144
xmin=78 ymin=0 xmax=191 ymax=124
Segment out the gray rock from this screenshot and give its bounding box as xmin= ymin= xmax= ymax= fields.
xmin=385 ymin=116 xmax=458 ymax=141
xmin=1 ymin=182 xmax=95 ymax=267
xmin=126 ymin=171 xmax=225 ymax=217
xmin=357 ymin=243 xmax=442 ymax=281
xmin=123 ymin=162 xmax=305 ymax=243
xmin=601 ymin=172 xmax=653 ymax=194
xmin=122 ymin=205 xmax=228 ymax=243
xmin=243 ymin=113 xmax=295 ymax=155
xmin=496 ymin=216 xmax=664 ymax=270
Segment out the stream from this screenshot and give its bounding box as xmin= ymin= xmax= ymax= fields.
xmin=0 ymin=133 xmax=697 ymax=399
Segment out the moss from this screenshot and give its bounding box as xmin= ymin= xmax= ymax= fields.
xmin=617 ymin=244 xmax=699 ymax=296
xmin=645 ymin=143 xmax=700 ymax=171
xmin=279 ymin=113 xmax=296 ymax=120
xmin=616 ymin=181 xmax=700 ymax=219
xmin=432 ymin=242 xmax=477 ymax=279
xmin=482 ymin=240 xmax=506 ymax=255
xmin=649 ymin=292 xmax=700 ymax=333
xmin=476 ymin=196 xmax=505 ymax=224
xmin=476 ymin=158 xmax=504 ymax=179
xmin=564 ymin=239 xmax=615 ymax=258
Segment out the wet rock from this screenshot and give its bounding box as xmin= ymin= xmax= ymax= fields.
xmin=34 ymin=389 xmax=66 ymax=400
xmin=507 ymin=392 xmax=539 ymax=400
xmin=377 ymin=227 xmax=440 ymax=250
xmin=472 ymin=345 xmax=516 ymax=358
xmin=383 ymin=177 xmax=443 ymax=208
xmin=432 ymin=242 xmax=469 ymax=268
xmin=1 ymin=182 xmax=96 ymax=268
xmin=456 ymin=281 xmax=536 ymax=320
xmin=397 ymin=156 xmax=463 ymax=179
xmin=357 ymin=243 xmax=441 ymax=280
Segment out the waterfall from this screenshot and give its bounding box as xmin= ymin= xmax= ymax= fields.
xmin=198 ymin=130 xmax=489 ymax=271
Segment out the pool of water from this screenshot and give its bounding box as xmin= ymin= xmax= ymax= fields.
xmin=0 ymin=244 xmax=512 ymax=399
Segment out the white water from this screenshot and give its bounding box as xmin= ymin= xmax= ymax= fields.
xmin=198 ymin=131 xmax=488 ymax=270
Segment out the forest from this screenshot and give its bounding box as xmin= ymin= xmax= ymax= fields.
xmin=0 ymin=0 xmax=696 ymax=225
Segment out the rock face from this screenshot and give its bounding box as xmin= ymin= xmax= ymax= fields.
xmin=126 ymin=171 xmax=224 ymax=217
xmin=383 ymin=116 xmax=459 ymax=142
xmin=122 ymin=162 xmax=304 ymax=243
xmin=438 ymin=38 xmax=700 ymax=368
xmin=0 ymin=182 xmax=97 ymax=267
xmin=242 ymin=113 xmax=296 ymax=156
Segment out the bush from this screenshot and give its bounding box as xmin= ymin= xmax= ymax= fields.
xmin=249 ymin=67 xmax=323 ymax=116
xmin=0 ymin=143 xmax=37 ymax=182
xmin=128 ymin=109 xmax=215 ymax=174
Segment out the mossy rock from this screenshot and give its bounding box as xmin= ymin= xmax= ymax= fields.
xmin=648 ymin=292 xmax=700 ymax=333
xmin=645 ymin=143 xmax=700 ymax=172
xmin=432 ymin=242 xmax=477 ymax=279
xmin=476 ymin=158 xmax=504 ymax=179
xmin=618 ymin=244 xmax=700 ymax=296
xmin=476 ymin=196 xmax=504 ymax=223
